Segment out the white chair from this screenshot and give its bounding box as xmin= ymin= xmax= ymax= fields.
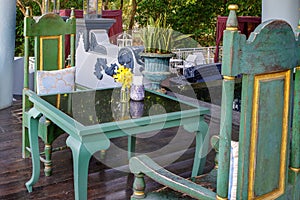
xmin=176 ymin=54 xmax=199 ymax=74
xmin=193 ymin=52 xmax=206 ymax=65
xmin=117 ymin=32 xmax=133 ymax=47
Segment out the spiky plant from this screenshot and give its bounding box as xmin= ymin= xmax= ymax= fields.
xmin=140 ymin=14 xmax=192 ymax=54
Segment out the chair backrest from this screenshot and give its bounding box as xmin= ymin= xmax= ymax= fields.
xmin=217 ymin=5 xmax=300 ymax=200
xmin=193 ymin=52 xmax=206 ymax=65
xmin=23 ymin=7 xmax=76 ymax=92
xmin=185 ymin=54 xmax=197 ymax=64
xmin=117 ymin=31 xmax=133 ymax=47
xmin=128 ymin=5 xmax=299 ymax=200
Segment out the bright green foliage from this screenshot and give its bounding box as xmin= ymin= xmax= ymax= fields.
xmin=136 ymin=0 xmax=261 ymax=46
xmin=15 ymin=9 xmax=26 ymax=56
xmin=60 ymin=0 xmax=83 ymax=9
xmin=15 ymin=0 xmax=261 ymax=55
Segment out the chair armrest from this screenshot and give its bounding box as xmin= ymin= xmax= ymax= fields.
xmin=129 ymin=155 xmax=216 ymax=200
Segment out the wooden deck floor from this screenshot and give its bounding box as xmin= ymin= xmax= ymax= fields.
xmin=0 ymin=95 xmax=239 ymax=200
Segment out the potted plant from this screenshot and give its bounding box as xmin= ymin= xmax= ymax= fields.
xmin=139 ymin=14 xmax=192 ymax=91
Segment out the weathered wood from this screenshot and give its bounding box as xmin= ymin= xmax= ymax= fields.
xmin=291 ymin=66 xmax=300 ymax=169
xmin=0 ymin=98 xmax=218 ymax=199
xmin=128 ymin=4 xmax=300 ymax=200
xmin=22 ymin=7 xmax=77 ymax=176
xmin=219 ymin=5 xmax=300 ymax=199
xmin=216 ymin=77 xmax=235 ymax=198
xmin=130 ymin=155 xmax=215 ymax=200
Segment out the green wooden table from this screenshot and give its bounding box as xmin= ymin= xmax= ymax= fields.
xmin=24 ymin=87 xmax=209 ymax=200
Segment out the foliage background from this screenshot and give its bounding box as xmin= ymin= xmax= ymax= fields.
xmin=15 ymin=0 xmax=261 ymax=56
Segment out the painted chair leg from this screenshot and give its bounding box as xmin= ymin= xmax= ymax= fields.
xmin=100 ymin=149 xmax=106 ymax=160
xmin=25 ymin=109 xmax=41 ymax=192
xmin=128 ymin=135 xmax=136 ymax=159
xmin=191 ymin=121 xmax=209 ymax=178
xmin=22 ymin=94 xmax=31 ymax=159
xmin=22 ymin=125 xmax=30 ymax=158
xmin=289 ymin=168 xmax=300 ymax=200
xmin=44 ymin=144 xmax=52 ymax=176
xmin=132 ymin=173 xmax=146 ymax=199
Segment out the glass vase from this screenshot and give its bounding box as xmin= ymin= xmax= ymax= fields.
xmin=120 ymin=87 xmax=130 ymax=103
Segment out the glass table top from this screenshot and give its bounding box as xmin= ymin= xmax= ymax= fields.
xmin=41 ymin=88 xmax=196 ymax=126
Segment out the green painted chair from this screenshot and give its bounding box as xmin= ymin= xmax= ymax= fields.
xmin=21 ymin=7 xmax=137 ymax=177
xmin=22 ymin=8 xmax=77 ymax=176
xmin=129 ymin=5 xmax=300 ymax=200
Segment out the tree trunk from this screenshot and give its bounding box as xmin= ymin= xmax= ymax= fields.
xmin=120 ymin=0 xmax=123 ymax=10
xmin=103 ymin=0 xmax=109 ymax=10
xmin=128 ymin=0 xmax=137 ymax=30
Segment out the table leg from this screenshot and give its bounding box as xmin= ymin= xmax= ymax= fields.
xmin=66 ymin=134 xmax=110 ymax=200
xmin=191 ymin=120 xmax=209 ymax=178
xmin=25 ymin=108 xmax=41 ymax=192
xmin=66 ymin=136 xmax=92 ymax=200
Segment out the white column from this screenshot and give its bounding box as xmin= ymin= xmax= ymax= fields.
xmin=0 ymin=0 xmax=17 ymax=109
xmin=262 ymin=0 xmax=300 ymax=31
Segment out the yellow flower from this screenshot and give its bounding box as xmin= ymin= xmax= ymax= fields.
xmin=113 ymin=65 xmax=133 ymax=89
